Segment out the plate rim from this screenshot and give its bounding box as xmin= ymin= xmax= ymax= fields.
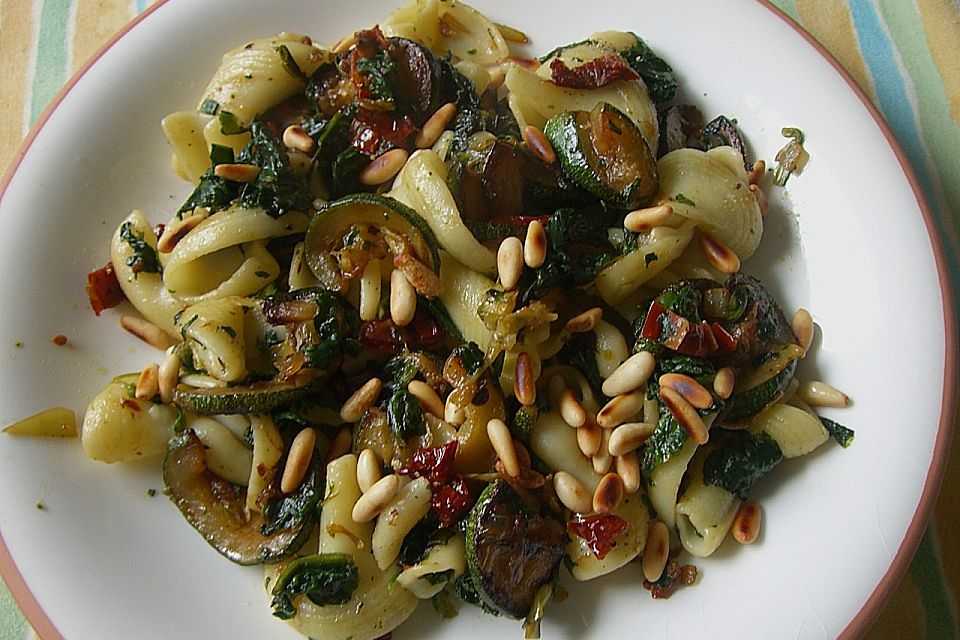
xmin=0 ymin=1 xmax=955 ymax=638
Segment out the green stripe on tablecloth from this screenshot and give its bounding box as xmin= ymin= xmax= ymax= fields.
xmin=29 ymin=0 xmax=72 ymax=127
xmin=911 ymin=524 xmax=960 ymax=640
xmin=0 ymin=578 xmax=28 ymax=640
xmin=771 ymin=0 xmax=800 ymax=22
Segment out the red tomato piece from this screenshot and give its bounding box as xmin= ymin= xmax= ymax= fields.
xmin=711 ymin=322 xmax=738 ymax=354
xmin=350 ymin=108 xmax=415 ymax=157
xmin=398 ymin=440 xmax=458 ymax=485
xmin=86 ymin=262 xmax=125 ymax=316
xmin=675 ymin=320 xmax=719 ymax=357
xmin=358 ymin=318 xmax=405 ymax=357
xmin=640 ymin=301 xmax=667 ymax=340
xmin=549 ymin=55 xmax=639 ymax=89
xmin=430 ymin=476 xmax=476 ymax=528
xmin=567 ymin=513 xmax=630 ymax=560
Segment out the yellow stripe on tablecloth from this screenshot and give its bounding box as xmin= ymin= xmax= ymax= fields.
xmin=916 ymin=0 xmax=960 ymax=126
xmin=795 ymin=0 xmax=877 ymax=103
xmin=70 ymin=0 xmax=133 ymax=74
xmin=0 ymin=0 xmax=35 ymax=172
xmin=866 ymin=567 xmax=927 ymax=638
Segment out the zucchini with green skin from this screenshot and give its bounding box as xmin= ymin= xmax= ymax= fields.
xmin=304 ymin=193 xmax=441 ymax=293
xmin=173 ymin=381 xmax=311 ymax=415
xmin=544 ymin=102 xmax=659 ymax=209
xmin=465 ymin=480 xmax=566 ymax=618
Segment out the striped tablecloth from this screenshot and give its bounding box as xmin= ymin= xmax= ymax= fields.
xmin=1 ymin=0 xmax=957 ymax=638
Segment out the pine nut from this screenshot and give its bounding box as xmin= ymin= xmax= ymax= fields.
xmin=748 ymin=159 xmax=766 ymax=186
xmin=797 ymin=380 xmax=850 ymax=407
xmin=592 ymin=428 xmax=613 ymax=474
xmin=608 ymin=421 xmax=655 ymax=456
xmin=340 ymin=378 xmax=382 ymax=423
xmin=359 ymin=148 xmax=408 ymax=186
xmin=390 ymin=268 xmax=417 ymax=327
xmin=623 ymin=204 xmax=673 ymax=232
xmin=792 ymin=308 xmax=814 ymax=356
xmin=732 ymin=501 xmax=762 ymax=544
xmin=325 ymin=427 xmax=353 ymax=465
xmin=393 ymin=253 xmax=442 ymax=297
xmin=283 ymin=124 xmax=315 ymax=153
xmin=158 ymin=350 xmax=180 ymax=404
xmin=749 ymin=183 xmax=769 ymax=214
xmin=357 ymin=448 xmax=382 ymax=493
xmin=659 ymin=387 xmax=709 ymax=445
xmin=497 ymin=236 xmax=524 ymax=290
xmin=616 ymin=452 xmax=641 ymax=494
xmin=352 ymin=474 xmax=400 ymax=523
xmin=602 ymin=350 xmax=655 ymax=397
xmin=120 ymin=315 xmax=176 ymax=351
xmin=553 ymin=471 xmax=592 ymax=514
xmin=444 ymin=396 xmax=465 ymax=426
xmin=713 ymin=367 xmax=736 ymax=399
xmin=642 ymin=520 xmax=670 ymax=582
xmin=577 ymin=423 xmax=602 ymax=457
xmin=157 ymin=210 xmax=207 ymax=253
xmin=593 ymin=473 xmax=624 ymax=514
xmin=408 ymin=380 xmax=444 ymax=419
xmin=564 ymin=307 xmax=602 ymax=333
xmin=597 ymin=389 xmax=645 ymax=429
xmin=697 ymin=232 xmax=740 ymax=273
xmin=416 ymin=102 xmax=457 ymax=149
xmin=523 ymin=219 xmax=547 ymax=268
xmin=358 ymin=259 xmax=382 ymax=322
xmin=495 ymin=22 xmax=528 ymax=43
xmin=281 ymin=428 xmax=317 ymax=493
xmin=214 ymin=163 xmax=261 ymax=182
xmin=522 ymin=125 xmax=556 ymax=164
xmin=559 ymin=388 xmax=586 ymax=428
xmin=659 ymin=373 xmax=713 ymax=410
xmin=487 ymin=418 xmax=519 ymax=478
xmin=135 ymin=363 xmax=160 ymax=400
xmin=513 ymin=351 xmax=536 ymax=406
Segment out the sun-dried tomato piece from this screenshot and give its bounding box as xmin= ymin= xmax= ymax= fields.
xmin=711 ymin=322 xmax=737 ymax=354
xmin=350 ymin=108 xmax=415 ymax=157
xmin=359 ymin=318 xmax=405 ymax=357
xmin=567 ymin=513 xmax=629 ymax=560
xmin=430 ymin=476 xmax=476 ymax=528
xmin=398 ymin=441 xmax=458 ymax=485
xmin=86 ymin=262 xmax=125 ymax=316
xmin=639 ymin=300 xmax=667 ymax=341
xmin=549 ymin=55 xmax=639 ymax=90
xmin=408 ymin=309 xmax=444 ymax=351
xmin=675 ymin=320 xmax=719 ymax=357
xmin=643 ymin=560 xmax=699 ymax=599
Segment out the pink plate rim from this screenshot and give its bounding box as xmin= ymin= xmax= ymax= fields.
xmin=0 ymin=1 xmax=955 ymax=638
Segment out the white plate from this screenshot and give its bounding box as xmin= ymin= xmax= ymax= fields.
xmin=0 ymin=1 xmax=954 ymax=638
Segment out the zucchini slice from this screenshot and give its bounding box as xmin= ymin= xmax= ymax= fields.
xmin=163 ymin=431 xmax=316 ymax=565
xmin=304 ymin=193 xmax=441 ymax=293
xmin=173 ymin=381 xmax=310 ymax=415
xmin=465 ymin=480 xmax=566 ymax=618
xmin=544 ymin=102 xmax=658 ymax=209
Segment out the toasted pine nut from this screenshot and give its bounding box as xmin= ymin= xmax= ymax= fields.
xmin=325 ymin=427 xmax=353 ymax=465
xmin=616 ymin=452 xmax=641 ymax=494
xmin=340 ymin=378 xmax=382 ymax=423
xmin=597 ymin=389 xmax=645 ymax=429
xmin=497 ymin=236 xmax=524 ymax=290
xmin=713 ymin=367 xmax=736 ymax=399
xmin=697 ymin=232 xmax=740 ymax=273
xmin=623 ymin=204 xmax=673 ymax=232
xmin=748 ymin=159 xmax=766 ymax=186
xmin=393 ymin=252 xmax=442 ymax=297
xmin=523 ymin=220 xmax=547 ymax=268
xmin=408 ymin=380 xmax=444 ymax=419
xmin=495 ymin=22 xmax=529 ymax=43
xmin=158 ymin=350 xmax=180 ymax=404
xmin=749 ymin=183 xmax=769 ymax=214
xmin=792 ymin=308 xmax=814 ymax=356
xmin=357 ymin=448 xmax=382 ymax=493
xmin=593 ymin=472 xmax=624 ymax=514
xmin=608 ymin=421 xmax=656 ymax=456
xmin=513 ymin=352 xmax=536 ymax=406
xmin=390 ymin=269 xmax=417 ymax=327
xmin=352 ymin=474 xmax=400 ymax=523
xmin=577 ymin=423 xmax=601 ymax=457
xmin=359 ymin=148 xmax=408 ymax=186
xmin=592 ymin=428 xmax=613 ymax=474
xmin=602 ymin=350 xmax=655 ymax=397
xmin=283 ymin=125 xmax=315 ymax=153
xmin=797 ymin=380 xmax=851 ymax=407
xmin=157 ymin=210 xmax=207 ymax=253
xmin=120 ymin=315 xmax=176 ymax=351
xmin=732 ymin=501 xmax=762 ymax=544
xmin=659 ymin=373 xmax=713 ymax=410
xmin=642 ymin=520 xmax=670 ymax=582
xmin=522 ymin=125 xmax=556 ymax=164
xmin=281 ymin=428 xmax=317 ymax=493
xmin=487 ymin=418 xmax=519 ymax=478
xmin=416 ymin=102 xmax=457 ymax=149
xmin=559 ymin=388 xmax=586 ymax=428
xmin=564 ymin=307 xmax=602 ymax=333
xmin=135 ymin=363 xmax=160 ymax=400
xmin=659 ymin=387 xmax=709 ymax=444
xmin=553 ymin=471 xmax=592 ymax=514
xmin=444 ymin=396 xmax=465 ymax=426
xmin=214 ymin=163 xmax=261 ymax=182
